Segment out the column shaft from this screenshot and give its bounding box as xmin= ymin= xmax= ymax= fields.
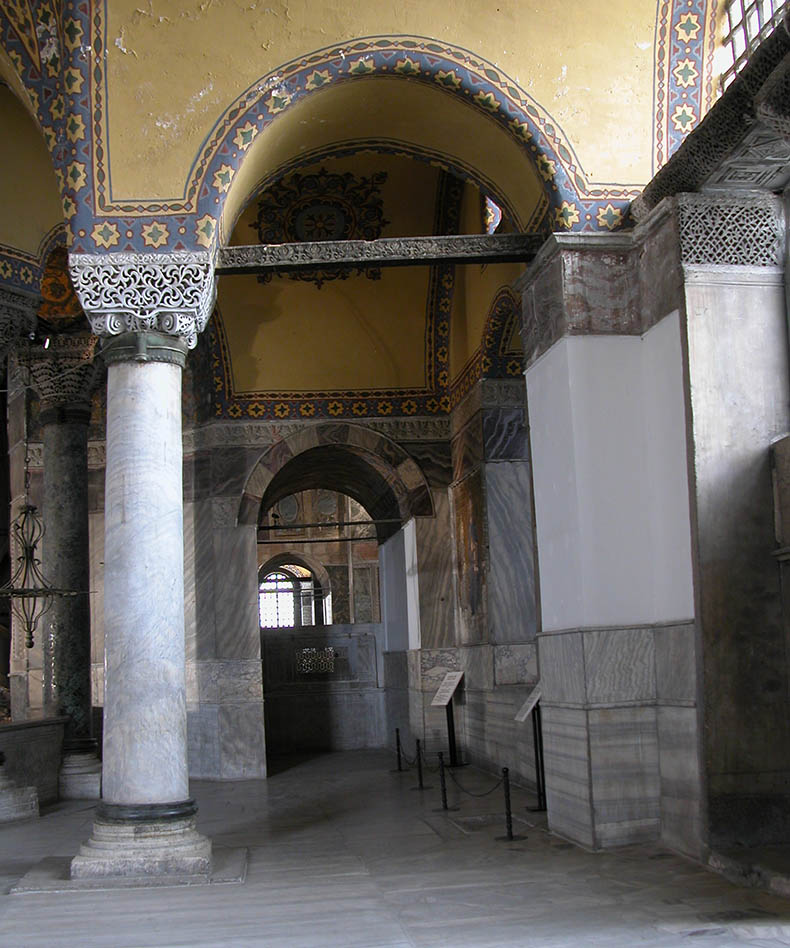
xmin=42 ymin=410 xmax=91 ymax=747
xmin=102 ymin=358 xmax=188 ymax=805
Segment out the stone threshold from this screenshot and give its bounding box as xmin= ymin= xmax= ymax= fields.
xmin=9 ymin=846 xmax=247 ymax=894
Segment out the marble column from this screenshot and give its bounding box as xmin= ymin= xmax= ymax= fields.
xmin=26 ymin=333 xmax=101 ymax=798
xmin=68 ymin=251 xmax=215 ymax=880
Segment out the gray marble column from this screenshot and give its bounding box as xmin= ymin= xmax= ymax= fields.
xmin=68 ymin=251 xmax=215 ymax=880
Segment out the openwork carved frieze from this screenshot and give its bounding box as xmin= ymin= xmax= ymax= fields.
xmin=676 ymin=192 xmax=784 ymax=266
xmin=218 ymin=234 xmax=543 ymax=275
xmin=68 ymin=251 xmax=217 ymax=348
xmin=0 ymin=288 xmax=39 ymax=350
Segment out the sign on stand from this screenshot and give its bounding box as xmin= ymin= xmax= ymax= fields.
xmin=431 ymin=671 xmax=464 ymax=707
xmin=515 ymin=684 xmax=541 ymax=723
xmin=431 ymin=671 xmax=464 ymax=767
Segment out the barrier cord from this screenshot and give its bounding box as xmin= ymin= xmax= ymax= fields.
xmin=445 ymin=767 xmax=504 ymax=797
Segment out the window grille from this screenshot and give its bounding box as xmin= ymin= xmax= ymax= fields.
xmin=721 ymin=1 xmax=788 ymax=88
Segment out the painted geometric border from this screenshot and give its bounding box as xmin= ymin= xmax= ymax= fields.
xmin=0 ymin=225 xmax=64 ymax=296
xmin=653 ymin=0 xmax=719 ymax=172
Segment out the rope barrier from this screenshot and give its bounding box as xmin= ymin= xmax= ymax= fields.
xmin=445 ymin=766 xmax=504 ymax=798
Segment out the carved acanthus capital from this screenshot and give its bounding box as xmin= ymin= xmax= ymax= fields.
xmin=19 ymin=332 xmax=99 ymax=412
xmin=0 ymin=287 xmax=39 ymax=351
xmin=68 ymin=251 xmax=217 ymax=349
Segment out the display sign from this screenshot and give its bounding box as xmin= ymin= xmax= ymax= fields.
xmin=431 ymin=671 xmax=464 ymax=707
xmin=515 ymin=684 xmax=541 ymax=722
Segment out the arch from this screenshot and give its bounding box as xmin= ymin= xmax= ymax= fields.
xmin=238 ymin=423 xmax=433 ymax=535
xmin=259 ymin=550 xmax=332 ymax=602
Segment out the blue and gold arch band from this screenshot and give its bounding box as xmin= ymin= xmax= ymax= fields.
xmin=0 ymin=2 xmax=718 ymax=257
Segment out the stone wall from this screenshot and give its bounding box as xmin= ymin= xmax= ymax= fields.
xmin=0 ymin=717 xmax=66 ymax=805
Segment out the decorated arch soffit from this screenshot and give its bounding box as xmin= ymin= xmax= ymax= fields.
xmin=0 ymin=2 xmax=719 ymax=259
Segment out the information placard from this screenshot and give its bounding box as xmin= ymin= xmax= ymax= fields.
xmin=515 ymin=684 xmax=541 ymax=722
xmin=431 ymin=671 xmax=464 ymax=707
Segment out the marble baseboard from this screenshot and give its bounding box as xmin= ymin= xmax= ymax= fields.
xmin=541 ymin=705 xmax=595 ymax=849
xmin=657 ymin=705 xmax=704 ymax=858
xmin=460 ymin=686 xmax=537 ymax=789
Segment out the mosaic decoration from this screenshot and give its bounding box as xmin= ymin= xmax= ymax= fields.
xmin=0 ymin=225 xmax=64 ymax=298
xmin=37 ymin=245 xmax=87 ymax=332
xmin=251 ymin=167 xmax=389 ymax=287
xmin=653 ymin=0 xmax=719 ymax=172
xmin=0 ymin=2 xmax=721 ymax=265
xmin=450 ymin=287 xmax=523 ymax=409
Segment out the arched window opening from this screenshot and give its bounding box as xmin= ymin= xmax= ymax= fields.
xmin=720 ymin=0 xmax=788 ymax=89
xmin=259 ymin=564 xmax=328 ymax=628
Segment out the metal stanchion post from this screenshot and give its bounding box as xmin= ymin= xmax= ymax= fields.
xmin=433 ymin=751 xmax=458 ymax=812
xmin=497 ymin=766 xmax=526 ymax=841
xmin=411 ymin=738 xmax=432 ymax=791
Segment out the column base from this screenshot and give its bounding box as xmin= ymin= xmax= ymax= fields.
xmin=59 ymin=752 xmax=102 ymax=800
xmin=70 ymin=815 xmax=212 ymax=880
xmin=0 ymin=773 xmax=39 ymax=823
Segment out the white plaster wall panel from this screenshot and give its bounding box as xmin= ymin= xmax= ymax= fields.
xmin=542 ymin=705 xmax=595 ymax=849
xmin=583 ymin=627 xmax=656 ymax=705
xmin=403 ymin=518 xmax=422 ymax=650
xmin=527 ymin=320 xmax=694 ymax=631
xmin=642 ymin=311 xmax=695 ymax=622
xmin=588 ymin=706 xmax=661 ymax=847
xmin=537 ymin=632 xmax=586 ymax=705
xmin=568 ymin=335 xmax=653 ymax=627
xmin=485 ymin=461 xmax=538 ymax=644
xmin=379 ymin=529 xmax=408 ymax=652
xmin=525 ymin=341 xmax=584 ymax=631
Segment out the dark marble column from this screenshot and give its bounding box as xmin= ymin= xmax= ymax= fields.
xmin=26 ymin=332 xmax=101 ymax=798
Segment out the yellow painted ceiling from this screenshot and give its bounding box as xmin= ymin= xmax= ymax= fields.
xmin=106 ymin=0 xmax=658 ymax=200
xmin=0 ymin=84 xmax=62 ymax=256
xmin=221 ymin=153 xmax=439 ymax=394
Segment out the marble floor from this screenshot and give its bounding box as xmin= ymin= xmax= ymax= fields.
xmin=2 ymin=750 xmax=790 ymax=947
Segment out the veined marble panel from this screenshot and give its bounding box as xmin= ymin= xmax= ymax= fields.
xmin=213 ymin=525 xmax=261 ymax=661
xmin=187 ymin=705 xmax=220 ymax=778
xmin=210 ymin=445 xmax=261 ymax=498
xmin=588 ymin=706 xmax=660 ymax=847
xmin=264 ymin=690 xmax=386 ymax=753
xmin=397 ymin=441 xmax=452 ymax=489
xmin=383 ymin=650 xmax=408 ymax=691
xmin=407 ymin=649 xmax=421 ymax=691
xmin=657 ymin=705 xmax=704 ymax=859
xmin=415 ymin=490 xmax=455 ymax=648
xmin=485 ymin=461 xmax=537 ymax=645
xmin=461 ymin=686 xmax=537 ymax=788
xmin=542 ymin=705 xmax=594 ymax=849
xmin=538 ymin=632 xmax=586 ymax=705
xmin=494 ymin=644 xmax=537 ymax=685
xmin=451 ymin=472 xmax=488 ymax=646
xmin=325 ymin=564 xmax=350 ymax=624
xmin=583 ymin=627 xmax=656 ymax=705
xmin=459 ymin=645 xmax=494 ymax=690
xmin=655 ymin=622 xmax=697 ymax=705
xmin=450 ymin=415 xmax=483 ymax=484
xmin=218 ymin=703 xmax=267 ymax=778
xmin=196 ymin=660 xmax=263 ymax=704
xmin=482 ymin=407 xmax=529 ymax=461
xmin=192 ymin=498 xmax=217 ymax=660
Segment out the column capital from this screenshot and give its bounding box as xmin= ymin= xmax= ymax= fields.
xmin=99 ymin=331 xmax=188 ymax=368
xmin=68 ymin=250 xmax=217 ymax=349
xmin=0 ymin=287 xmax=39 ymax=350
xmin=20 ymin=332 xmax=98 ymax=415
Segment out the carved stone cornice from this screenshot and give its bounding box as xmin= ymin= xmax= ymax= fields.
xmin=20 ymin=332 xmax=98 ymax=412
xmin=217 ymin=234 xmax=543 ymax=275
xmin=0 ymin=287 xmax=39 ymax=350
xmin=182 ymin=416 xmax=452 ymax=454
xmin=68 ymin=251 xmax=217 ymax=349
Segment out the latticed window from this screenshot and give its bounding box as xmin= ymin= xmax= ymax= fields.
xmin=259 ymin=571 xmax=296 ymax=628
xmin=721 ymin=0 xmax=788 ymax=88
